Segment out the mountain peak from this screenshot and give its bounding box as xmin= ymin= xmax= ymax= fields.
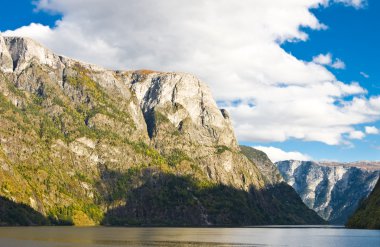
xmin=0 ymin=35 xmax=62 ymax=73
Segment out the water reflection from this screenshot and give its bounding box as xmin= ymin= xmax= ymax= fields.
xmin=0 ymin=226 xmax=378 ymax=247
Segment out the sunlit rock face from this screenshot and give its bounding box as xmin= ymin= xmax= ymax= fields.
xmin=0 ymin=35 xmax=325 ymax=226
xmin=276 ymin=160 xmax=380 ymax=224
xmin=124 ymin=71 xmax=264 ymax=189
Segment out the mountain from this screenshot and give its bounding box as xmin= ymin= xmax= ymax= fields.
xmin=346 ymin=178 xmax=380 ymax=229
xmin=240 ymin=146 xmax=283 ymax=185
xmin=276 ymin=160 xmax=380 ymax=224
xmin=0 ymin=36 xmax=324 ymax=226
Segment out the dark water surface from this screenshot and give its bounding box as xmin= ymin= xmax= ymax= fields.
xmin=0 ymin=226 xmax=379 ymax=247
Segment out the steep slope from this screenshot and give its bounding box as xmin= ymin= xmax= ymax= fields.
xmin=346 ymin=178 xmax=380 ymax=229
xmin=125 ymin=71 xmax=265 ymax=190
xmin=240 ymin=146 xmax=283 ymax=185
xmin=276 ymin=160 xmax=380 ymax=224
xmin=0 ymin=35 xmax=323 ymax=226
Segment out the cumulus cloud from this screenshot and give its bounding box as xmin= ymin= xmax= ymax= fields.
xmin=348 ymin=130 xmax=365 ymax=140
xmin=312 ymin=53 xmax=346 ymax=69
xmin=2 ymin=0 xmax=379 ymax=145
xmin=331 ymin=59 xmax=346 ymax=69
xmin=313 ymin=53 xmax=333 ymax=65
xmin=332 ymin=0 xmax=367 ymax=8
xmin=365 ymin=126 xmax=379 ymax=135
xmin=253 ymin=146 xmax=312 ymax=163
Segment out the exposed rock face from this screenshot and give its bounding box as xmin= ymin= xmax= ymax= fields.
xmin=0 ymin=35 xmax=323 ymax=226
xmin=0 ymin=38 xmax=13 ymax=73
xmin=3 ymin=37 xmax=62 ymax=72
xmin=130 ymin=72 xmax=237 ymax=148
xmin=123 ymin=71 xmax=264 ymax=189
xmin=276 ymin=160 xmax=380 ymax=224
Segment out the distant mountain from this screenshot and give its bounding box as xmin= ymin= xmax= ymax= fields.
xmin=0 ymin=36 xmax=324 ymax=226
xmin=319 ymin=161 xmax=380 ymax=171
xmin=275 ymin=160 xmax=379 ymax=224
xmin=346 ymin=178 xmax=380 ymax=229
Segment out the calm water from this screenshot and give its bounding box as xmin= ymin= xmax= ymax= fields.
xmin=0 ymin=226 xmax=379 ymax=247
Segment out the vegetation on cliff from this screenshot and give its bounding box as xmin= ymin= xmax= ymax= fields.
xmin=346 ymin=178 xmax=380 ymax=229
xmin=0 ymin=36 xmax=324 ymax=226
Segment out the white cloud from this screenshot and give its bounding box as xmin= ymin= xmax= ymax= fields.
xmin=348 ymin=130 xmax=365 ymax=140
xmin=365 ymin=126 xmax=379 ymax=135
xmin=313 ymin=53 xmax=333 ymax=65
xmin=331 ymin=59 xmax=346 ymax=69
xmin=253 ymin=146 xmax=312 ymax=163
xmin=2 ymin=0 xmax=379 ymax=146
xmin=312 ymin=53 xmax=346 ymax=69
xmin=332 ymin=0 xmax=367 ymax=8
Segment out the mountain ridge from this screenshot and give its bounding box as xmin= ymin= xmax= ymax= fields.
xmin=275 ymin=160 xmax=380 ymax=224
xmin=0 ymin=35 xmax=324 ymax=226
xmin=318 ymin=161 xmax=380 ymax=171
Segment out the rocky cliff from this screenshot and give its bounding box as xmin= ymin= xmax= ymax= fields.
xmin=0 ymin=36 xmax=323 ymax=226
xmin=276 ymin=160 xmax=380 ymax=224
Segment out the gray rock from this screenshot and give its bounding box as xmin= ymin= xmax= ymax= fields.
xmin=2 ymin=36 xmax=63 ymax=72
xmin=276 ymin=160 xmax=380 ymax=224
xmin=0 ymin=36 xmax=13 ymax=73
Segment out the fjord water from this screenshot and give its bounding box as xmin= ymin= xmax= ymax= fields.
xmin=0 ymin=226 xmax=379 ymax=247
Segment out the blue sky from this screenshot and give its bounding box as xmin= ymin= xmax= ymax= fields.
xmin=254 ymin=1 xmax=380 ymax=162
xmin=1 ymin=0 xmax=379 ymax=162
xmin=0 ymin=0 xmax=60 ymax=30
xmin=283 ymin=2 xmax=380 ymax=97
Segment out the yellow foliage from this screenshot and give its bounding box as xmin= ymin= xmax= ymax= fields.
xmin=72 ymin=210 xmax=96 ymax=226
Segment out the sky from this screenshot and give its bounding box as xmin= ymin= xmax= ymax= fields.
xmin=0 ymin=0 xmax=379 ymax=162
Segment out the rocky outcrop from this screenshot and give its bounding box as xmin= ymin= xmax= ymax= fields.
xmin=130 ymin=71 xmax=237 ymax=148
xmin=0 ymin=35 xmax=323 ymax=226
xmin=276 ymin=160 xmax=380 ymax=224
xmin=0 ymin=37 xmax=13 ymax=73
xmin=123 ymin=70 xmax=264 ymax=189
xmin=2 ymin=36 xmax=62 ymax=72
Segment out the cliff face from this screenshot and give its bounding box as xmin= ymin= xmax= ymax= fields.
xmin=346 ymin=178 xmax=380 ymax=229
xmin=240 ymin=146 xmax=283 ymax=185
xmin=276 ymin=160 xmax=380 ymax=224
xmin=125 ymin=71 xmax=264 ymax=190
xmin=0 ymin=36 xmax=323 ymax=226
